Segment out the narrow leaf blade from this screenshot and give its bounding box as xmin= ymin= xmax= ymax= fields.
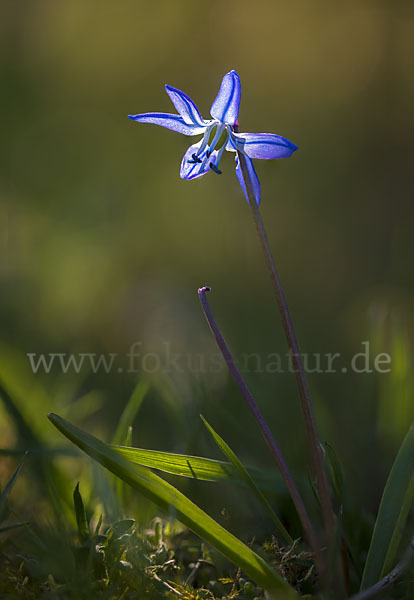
xmin=112 ymin=381 xmax=149 ymax=445
xmin=361 ymin=424 xmax=414 ymax=589
xmin=48 ymin=413 xmax=296 ymax=598
xmin=73 ymin=482 xmax=89 ymax=541
xmin=382 ymin=473 xmax=414 ymax=576
xmin=325 ymin=441 xmax=345 ymax=502
xmin=0 ymin=452 xmax=27 ymax=521
xmin=0 ymin=521 xmax=29 ymax=533
xmin=201 ymin=416 xmax=292 ymax=545
xmin=113 ymin=445 xmax=282 ymax=492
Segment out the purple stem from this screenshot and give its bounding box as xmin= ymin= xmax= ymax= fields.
xmin=235 ymin=146 xmax=335 ymax=545
xmin=198 ymin=285 xmax=321 ymax=568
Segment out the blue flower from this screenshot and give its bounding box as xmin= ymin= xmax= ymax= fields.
xmin=128 ymin=70 xmax=297 ymax=206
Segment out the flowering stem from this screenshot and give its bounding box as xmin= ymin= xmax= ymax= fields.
xmin=197 ymin=286 xmax=322 ymax=571
xmin=236 ymin=150 xmax=335 ymax=545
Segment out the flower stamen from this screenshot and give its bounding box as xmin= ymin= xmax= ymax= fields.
xmin=188 ymin=153 xmax=202 ymax=164
xmin=210 ymin=163 xmax=222 ymax=174
xmin=195 ymin=125 xmax=214 ymax=158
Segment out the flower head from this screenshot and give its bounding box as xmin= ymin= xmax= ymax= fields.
xmin=128 ymin=70 xmax=297 ymax=205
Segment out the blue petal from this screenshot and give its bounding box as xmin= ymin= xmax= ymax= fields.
xmin=165 ymin=85 xmax=206 ymax=127
xmin=232 ymin=131 xmax=298 ymax=159
xmin=235 ymin=154 xmax=261 ymax=206
xmin=180 ymin=141 xmax=219 ymax=180
xmin=231 ymin=131 xmax=298 ymax=159
xmin=128 ymin=112 xmax=206 ymax=136
xmin=210 ymin=70 xmax=241 ymax=126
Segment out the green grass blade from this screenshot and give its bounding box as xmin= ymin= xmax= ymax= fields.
xmin=201 ymin=416 xmax=292 ymax=545
xmin=115 ymin=426 xmax=134 ymax=508
xmin=112 ymin=445 xmax=282 ymax=492
xmin=124 ymin=426 xmax=133 ymax=448
xmin=0 ymin=521 xmax=29 ymax=533
xmin=48 ymin=413 xmax=297 ymax=598
xmin=382 ymin=473 xmax=414 ymax=576
xmin=73 ymin=483 xmax=89 ymax=541
xmin=112 ymin=381 xmax=149 ymax=445
xmin=0 ymin=384 xmax=74 ymax=518
xmin=0 ymin=452 xmax=27 ymax=522
xmin=325 ymin=441 xmax=345 ymax=502
xmin=0 ymin=383 xmax=40 ymax=448
xmin=360 ymin=423 xmax=414 ymax=589
xmin=112 ymin=380 xmax=148 ymax=508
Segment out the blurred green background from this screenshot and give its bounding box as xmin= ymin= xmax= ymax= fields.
xmin=1 ymin=0 xmax=413 ymax=529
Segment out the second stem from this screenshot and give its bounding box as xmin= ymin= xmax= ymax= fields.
xmin=238 ymin=150 xmax=335 ymax=543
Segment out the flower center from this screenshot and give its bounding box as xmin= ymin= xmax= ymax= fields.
xmin=188 ymin=122 xmax=230 ymax=174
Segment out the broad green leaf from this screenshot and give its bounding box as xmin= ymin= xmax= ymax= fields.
xmin=73 ymin=483 xmax=89 ymax=541
xmin=48 ymin=413 xmax=297 ymax=599
xmin=361 ymin=423 xmax=414 ymax=589
xmin=113 ymin=445 xmax=282 ymax=493
xmin=112 ymin=381 xmax=149 ymax=445
xmin=201 ymin=416 xmax=292 ymax=545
